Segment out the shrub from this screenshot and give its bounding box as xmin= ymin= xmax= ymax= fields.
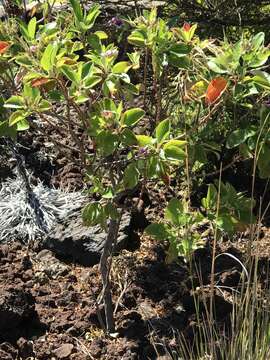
xmin=1 ymin=2 xmax=270 ymax=333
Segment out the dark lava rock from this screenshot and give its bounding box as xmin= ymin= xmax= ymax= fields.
xmin=0 ymin=288 xmax=37 ymax=341
xmin=43 ymin=212 xmax=137 ymax=266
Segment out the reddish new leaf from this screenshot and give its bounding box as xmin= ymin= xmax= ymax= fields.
xmin=0 ymin=41 xmax=9 ymax=54
xmin=205 ymin=77 xmax=227 ymax=105
xmin=182 ymin=22 xmax=191 ymax=32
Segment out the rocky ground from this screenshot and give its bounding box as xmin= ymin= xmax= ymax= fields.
xmin=0 ymin=235 xmax=245 ymax=360
xmin=1 ymin=121 xmax=270 ymax=359
xmin=2 ymin=203 xmax=268 ymax=360
xmin=0 ymin=237 xmax=181 ymax=359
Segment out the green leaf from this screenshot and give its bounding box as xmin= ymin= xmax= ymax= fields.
xmin=23 ymin=84 xmax=40 ymax=100
xmin=61 ymin=65 xmax=79 ymax=83
xmin=87 ymin=33 xmax=102 ymax=51
xmin=48 ymin=90 xmax=63 ymax=101
xmin=84 ymin=75 xmax=102 ymax=88
xmin=95 ymin=31 xmax=108 ymax=40
xmin=122 ymin=108 xmax=145 ymax=127
xmin=165 ymin=198 xmax=184 ymax=226
xmin=168 ymin=54 xmax=190 ymax=69
xmin=43 ymin=21 xmax=57 ymax=35
xmin=39 ymin=100 xmax=52 ymax=111
xmin=136 ymin=135 xmax=154 ymax=146
xmin=112 ymin=61 xmax=131 ymax=74
xmin=187 ymin=23 xmax=197 ymax=41
xmin=251 ymin=70 xmax=270 ymax=89
xmin=201 ymin=183 xmax=217 ymax=210
xmin=127 ymin=51 xmax=141 ymax=69
xmin=239 ymin=143 xmax=253 ymax=159
xmin=121 ymin=128 xmax=138 ymax=146
xmin=104 ymin=202 xmax=119 ymax=219
xmin=81 ymin=62 xmax=92 ymax=79
xmin=249 ymin=51 xmax=270 ymax=68
xmin=164 ymin=145 xmax=185 ymax=161
xmin=85 ymin=4 xmax=101 ymax=28
xmin=82 ymin=202 xmax=105 ymax=227
xmin=18 ymin=19 xmax=30 ymax=40
xmin=216 ymin=214 xmax=236 ymax=234
xmin=226 ymin=127 xmax=256 ymax=149
xmin=146 ymin=156 xmax=160 ymax=177
xmin=28 ymin=17 xmax=37 ymax=40
xmin=226 ymin=130 xmax=246 ymax=149
xmin=155 ymin=119 xmax=170 ymax=144
xmin=9 ymin=110 xmax=26 ymax=126
xmin=16 ymin=118 xmax=29 ymax=131
xmin=193 ymin=144 xmax=207 ymax=164
xmin=207 ymin=60 xmax=228 ymax=74
xmin=123 ymin=82 xmax=140 ymax=95
xmin=128 ymin=30 xmax=147 ymax=47
xmin=15 ymin=55 xmax=32 ymax=67
xmin=96 ymin=130 xmax=118 ymax=156
xmin=251 ymin=32 xmax=265 ymax=50
xmin=163 ymin=139 xmax=186 ymax=149
xmin=41 ymin=43 xmax=58 ymax=72
xmin=145 ymin=223 xmax=170 ymax=241
xmin=70 ymin=0 xmax=83 ymax=21
xmin=23 ymin=71 xmax=44 ymax=82
xmin=123 ymin=163 xmax=140 ymax=189
xmin=169 ymin=44 xmax=191 ymax=56
xmin=103 ymin=80 xmax=117 ymax=97
xmin=5 ymin=96 xmax=25 ymax=109
xmin=72 ymin=94 xmax=87 ymax=104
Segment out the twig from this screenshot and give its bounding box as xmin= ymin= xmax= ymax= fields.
xmin=31 ymin=118 xmax=81 ymax=154
xmin=143 ymin=47 xmax=149 ymax=110
xmin=113 ymin=273 xmax=130 ymax=315
xmin=203 ymin=155 xmax=242 ymax=178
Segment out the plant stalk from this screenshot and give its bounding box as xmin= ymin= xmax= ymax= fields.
xmin=99 ymin=217 xmax=121 ymax=334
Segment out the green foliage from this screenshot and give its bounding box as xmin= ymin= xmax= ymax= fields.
xmin=1 ymin=0 xmax=270 ymax=336
xmin=202 ymin=181 xmax=255 ymax=234
xmin=0 ymin=1 xmax=268 ymax=255
xmin=146 ymin=198 xmax=204 ymax=262
xmin=145 ymin=179 xmax=255 ymax=263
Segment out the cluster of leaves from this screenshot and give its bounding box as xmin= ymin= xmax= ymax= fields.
xmin=146 ymin=198 xmax=204 ymax=262
xmin=202 ymin=181 xmax=255 ymax=234
xmin=146 ymin=180 xmax=255 ymax=261
xmin=0 ymin=3 xmax=269 ymax=262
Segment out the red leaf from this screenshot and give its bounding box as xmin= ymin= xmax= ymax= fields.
xmin=31 ymin=77 xmax=50 ymax=88
xmin=0 ymin=41 xmax=9 ymax=54
xmin=183 ymin=22 xmax=191 ymax=32
xmin=205 ymin=77 xmax=227 ymax=105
